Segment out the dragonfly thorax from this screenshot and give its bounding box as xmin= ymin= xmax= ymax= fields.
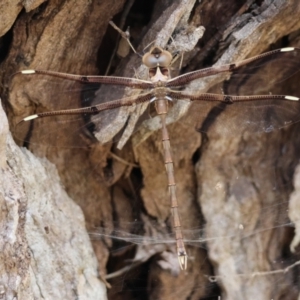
xmin=149 ymin=66 xmax=169 ymax=82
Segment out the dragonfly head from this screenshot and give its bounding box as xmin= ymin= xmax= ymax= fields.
xmin=142 ymin=46 xmax=173 ymax=68
xmin=143 ymin=47 xmax=172 ymax=82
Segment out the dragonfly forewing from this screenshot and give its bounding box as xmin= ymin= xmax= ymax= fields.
xmin=170 ymin=48 xmax=300 ymax=135
xmin=12 ymin=72 xmax=153 ymax=149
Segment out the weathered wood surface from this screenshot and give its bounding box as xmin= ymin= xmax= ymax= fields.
xmin=1 ymin=0 xmax=300 ymax=299
xmin=0 ymin=100 xmax=106 ymax=299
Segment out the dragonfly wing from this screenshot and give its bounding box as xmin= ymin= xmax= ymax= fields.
xmin=12 ymin=72 xmax=152 ymax=149
xmin=176 ymin=48 xmax=300 ymax=134
xmin=189 ymin=99 xmax=300 ymax=134
xmin=223 ymin=48 xmax=300 ymax=95
xmin=167 ymin=48 xmax=300 ymax=90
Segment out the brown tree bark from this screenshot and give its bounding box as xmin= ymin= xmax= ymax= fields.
xmin=1 ymin=0 xmax=300 ymax=299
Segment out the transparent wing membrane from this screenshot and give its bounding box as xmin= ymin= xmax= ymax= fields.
xmin=179 ymin=48 xmax=300 ymax=134
xmin=12 ymin=73 xmax=150 ymax=148
xmin=182 ymin=97 xmax=300 ymax=135
xmin=13 ymin=47 xmax=300 ymax=149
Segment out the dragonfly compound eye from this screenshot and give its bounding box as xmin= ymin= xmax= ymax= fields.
xmin=143 ymin=47 xmax=173 ymax=68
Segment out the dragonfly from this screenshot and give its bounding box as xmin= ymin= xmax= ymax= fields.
xmin=13 ymin=44 xmax=300 ymax=270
